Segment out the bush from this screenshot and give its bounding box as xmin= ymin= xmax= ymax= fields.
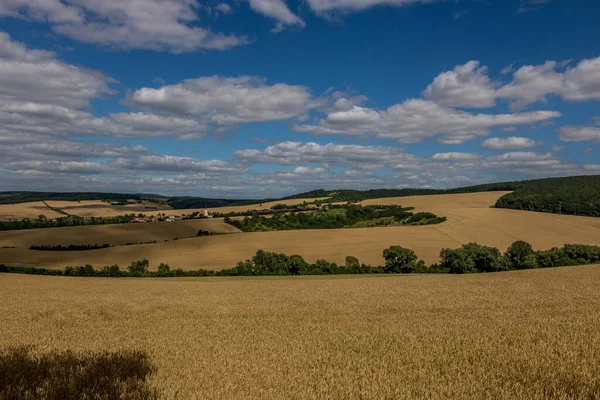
xmin=505 ymin=240 xmax=535 ymax=270
xmin=0 ymin=264 xmax=7 ymax=273
xmin=382 ymin=246 xmax=419 ymax=273
xmin=128 ymin=259 xmax=150 ymax=277
xmin=439 ymin=248 xmax=476 ymax=274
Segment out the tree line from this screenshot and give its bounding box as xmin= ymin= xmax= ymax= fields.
xmin=495 ymin=175 xmax=600 ymax=217
xmin=29 ymin=244 xmax=110 ymax=251
xmin=3 ymin=241 xmax=599 ymax=278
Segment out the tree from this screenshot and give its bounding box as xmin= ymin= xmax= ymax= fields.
xmin=439 ymin=248 xmax=476 ymax=274
xmin=505 ymin=241 xmax=535 ymax=270
xmin=345 ymin=256 xmax=360 ymax=270
xmin=128 ymin=259 xmax=149 ymax=276
xmin=157 ymin=263 xmax=171 ymax=277
xmin=382 ymin=246 xmax=418 ymax=273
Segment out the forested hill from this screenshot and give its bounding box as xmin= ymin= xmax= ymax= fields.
xmin=494 ymin=175 xmax=600 ymax=217
xmin=285 ymin=182 xmax=521 ymax=203
xmin=0 ymin=192 xmax=154 ymax=204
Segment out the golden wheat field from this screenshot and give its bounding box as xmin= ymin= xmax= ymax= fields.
xmin=2 ymin=191 xmax=599 ymax=270
xmin=0 ymin=201 xmax=63 ymax=221
xmin=44 ymin=200 xmax=173 ymax=217
xmin=0 ymin=219 xmax=239 ymax=249
xmin=1 ymin=265 xmax=599 ymax=399
xmin=38 ymin=197 xmax=329 ymax=218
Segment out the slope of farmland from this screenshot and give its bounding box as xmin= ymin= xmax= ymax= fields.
xmin=0 ymin=219 xmax=239 ymax=249
xmin=0 ymin=202 xmax=63 ymax=221
xmin=1 ymin=191 xmax=599 ymax=270
xmin=1 ymin=266 xmax=600 ymax=398
xmin=45 ymin=200 xmax=173 ymax=217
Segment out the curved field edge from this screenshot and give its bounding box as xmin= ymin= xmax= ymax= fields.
xmin=1 ymin=266 xmax=599 ymax=399
xmin=2 ymin=191 xmax=600 ymax=270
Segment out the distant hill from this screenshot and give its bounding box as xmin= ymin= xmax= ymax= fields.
xmin=494 ymin=175 xmax=600 ymax=217
xmin=0 ymin=192 xmax=148 ymax=204
xmin=3 ymin=175 xmax=599 ymax=217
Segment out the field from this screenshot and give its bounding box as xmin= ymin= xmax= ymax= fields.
xmin=1 ymin=265 xmax=599 ymax=399
xmin=45 ymin=200 xmax=173 ymax=217
xmin=1 ymin=191 xmax=599 ymax=270
xmin=0 ymin=201 xmax=63 ymax=221
xmin=0 ymin=219 xmax=239 ymax=249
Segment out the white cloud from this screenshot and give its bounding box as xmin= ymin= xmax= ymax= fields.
xmin=132 ymin=76 xmax=319 ymax=125
xmin=305 ymin=0 xmax=440 ymax=14
xmin=481 ymin=136 xmax=539 ymax=150
xmin=235 ymin=141 xmax=418 ymax=169
xmin=431 ymin=152 xmax=482 ymax=161
xmin=496 ymin=61 xmax=564 ymax=111
xmin=248 ymin=0 xmax=305 ymax=31
xmin=583 ymin=164 xmax=600 ymax=171
xmin=559 ymin=125 xmax=600 ymax=142
xmin=216 ymin=3 xmax=233 ymax=14
xmin=563 ymin=57 xmax=600 ymax=101
xmin=295 ymin=100 xmax=560 ymax=144
xmin=429 ymin=57 xmax=600 ymax=111
xmin=0 ymin=1 xmax=247 ymax=53
xmin=423 ymin=61 xmax=497 ymax=108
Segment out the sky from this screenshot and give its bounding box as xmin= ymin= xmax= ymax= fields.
xmin=0 ymin=0 xmax=599 ymax=198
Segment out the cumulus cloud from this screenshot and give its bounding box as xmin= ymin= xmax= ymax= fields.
xmin=481 ymin=136 xmax=540 ymax=150
xmin=496 ymin=61 xmax=564 ymax=110
xmin=305 ymin=0 xmax=440 ymax=14
xmin=294 ymin=100 xmax=560 ymax=144
xmin=235 ymin=141 xmax=418 ymax=169
xmin=431 ymin=152 xmax=482 ymax=161
xmin=559 ymin=126 xmax=600 ymax=142
xmin=423 ymin=61 xmax=497 ymax=108
xmin=132 ymin=76 xmax=320 ymax=124
xmin=248 ymin=0 xmax=305 ymax=31
xmin=0 ymin=0 xmax=247 ymax=53
xmin=428 ymin=57 xmax=600 ymax=111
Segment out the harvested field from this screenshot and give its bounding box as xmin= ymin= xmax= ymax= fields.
xmin=0 ymin=202 xmax=63 ymax=221
xmin=29 ymin=198 xmax=329 ymax=218
xmin=1 ymin=265 xmax=600 ymax=399
xmin=45 ymin=200 xmax=173 ymax=217
xmin=206 ymin=197 xmax=329 ymax=214
xmin=1 ymin=191 xmax=598 ymax=270
xmin=0 ymin=219 xmax=239 ymax=249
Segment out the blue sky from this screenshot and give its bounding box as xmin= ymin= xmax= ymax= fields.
xmin=0 ymin=0 xmax=599 ymax=198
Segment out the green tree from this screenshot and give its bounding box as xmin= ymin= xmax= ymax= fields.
xmin=382 ymin=246 xmax=418 ymax=273
xmin=439 ymin=248 xmax=476 ymax=274
xmin=345 ymin=256 xmax=360 ymax=270
xmin=157 ymin=263 xmax=171 ymax=277
xmin=128 ymin=259 xmax=149 ymax=277
xmin=505 ymin=241 xmax=535 ymax=270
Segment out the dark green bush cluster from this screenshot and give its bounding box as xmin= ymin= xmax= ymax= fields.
xmin=403 ymin=212 xmax=447 ymax=225
xmin=0 ymin=347 xmax=158 ymax=400
xmin=217 ymin=250 xmax=383 ymax=276
xmin=225 ymin=204 xmax=444 ymax=232
xmin=197 ymin=230 xmax=214 ymax=236
xmin=29 ymin=243 xmax=110 ymax=251
xmin=434 ymin=241 xmax=600 ymax=273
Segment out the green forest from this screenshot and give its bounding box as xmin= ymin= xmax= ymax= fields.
xmin=224 ymin=204 xmax=446 ymax=232
xmin=494 ymin=175 xmax=600 ymax=217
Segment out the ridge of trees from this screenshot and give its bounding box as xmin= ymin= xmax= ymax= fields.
xmin=2 ymin=241 xmax=599 ymax=278
xmin=494 ymin=175 xmax=600 ymax=217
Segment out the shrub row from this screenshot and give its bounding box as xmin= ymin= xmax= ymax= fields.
xmin=29 ymin=244 xmax=110 ymax=251
xmin=2 ymin=241 xmax=599 ymax=278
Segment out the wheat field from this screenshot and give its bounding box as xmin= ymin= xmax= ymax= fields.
xmin=0 ymin=201 xmax=63 ymax=221
xmin=1 ymin=265 xmax=599 ymax=399
xmin=2 ymin=191 xmax=599 ymax=270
